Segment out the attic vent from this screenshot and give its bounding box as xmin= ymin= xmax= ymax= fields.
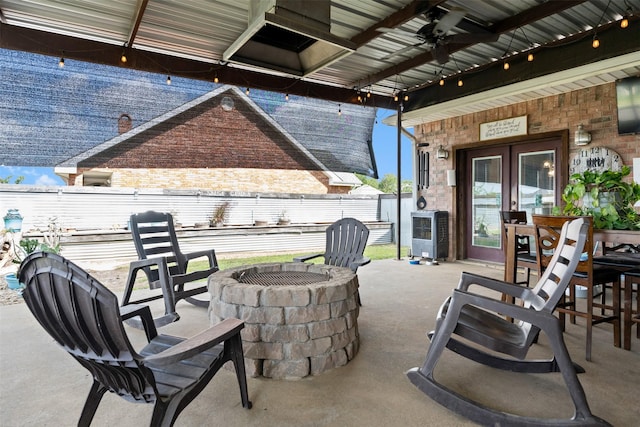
xmin=118 ymin=114 xmax=132 ymax=134
xmin=223 ymin=0 xmax=355 ymax=77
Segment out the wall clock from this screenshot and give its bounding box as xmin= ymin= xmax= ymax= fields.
xmin=569 ymin=146 xmax=623 ymax=174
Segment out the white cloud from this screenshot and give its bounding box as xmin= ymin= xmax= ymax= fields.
xmin=35 ymin=173 xmax=62 ymax=186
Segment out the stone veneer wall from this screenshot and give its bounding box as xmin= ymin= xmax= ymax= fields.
xmin=209 ymin=263 xmax=360 ymax=379
xmin=74 ymin=168 xmax=350 ymax=194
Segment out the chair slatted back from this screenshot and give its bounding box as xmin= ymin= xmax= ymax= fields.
xmin=19 ymin=252 xmax=156 ymax=402
xmin=533 ymin=215 xmax=594 ymax=289
xmin=130 ymin=211 xmax=187 ymax=283
xmin=324 ymin=218 xmax=369 ymax=271
xmin=527 ymin=218 xmax=588 ymax=312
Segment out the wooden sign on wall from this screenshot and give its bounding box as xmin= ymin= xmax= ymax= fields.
xmin=479 ymin=115 xmax=527 ymax=141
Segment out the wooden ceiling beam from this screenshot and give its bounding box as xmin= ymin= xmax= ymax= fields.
xmin=350 ymin=0 xmax=446 ymax=47
xmin=126 ymin=0 xmax=149 ymax=47
xmin=0 ymin=23 xmax=395 ymax=109
xmin=359 ymin=0 xmax=586 ymax=88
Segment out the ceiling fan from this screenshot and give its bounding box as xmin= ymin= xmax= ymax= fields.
xmin=378 ymin=7 xmax=499 ymax=64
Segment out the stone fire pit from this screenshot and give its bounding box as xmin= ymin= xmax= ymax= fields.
xmin=208 ymin=262 xmax=360 ymax=379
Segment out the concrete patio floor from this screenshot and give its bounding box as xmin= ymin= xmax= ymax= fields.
xmin=1 ymin=259 xmax=638 ymax=426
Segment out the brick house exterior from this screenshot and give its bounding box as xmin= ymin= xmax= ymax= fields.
xmin=56 ymin=86 xmax=370 ymax=194
xmin=413 ymin=81 xmax=640 ymax=260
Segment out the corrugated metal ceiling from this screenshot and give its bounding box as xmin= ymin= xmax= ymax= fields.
xmin=1 ymin=0 xmax=639 ymax=124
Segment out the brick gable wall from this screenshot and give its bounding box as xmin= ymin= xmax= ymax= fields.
xmin=73 ymin=92 xmax=353 ymax=193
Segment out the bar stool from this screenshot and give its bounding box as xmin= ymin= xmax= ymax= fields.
xmin=533 ymin=215 xmax=621 ymax=361
xmin=500 ymin=211 xmax=536 ymax=286
xmin=622 ymin=270 xmax=640 ymax=350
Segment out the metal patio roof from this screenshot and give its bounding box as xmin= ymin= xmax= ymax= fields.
xmin=1 ymin=0 xmax=639 ymax=125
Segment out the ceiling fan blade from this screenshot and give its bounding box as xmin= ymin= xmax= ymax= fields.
xmin=380 ymin=43 xmax=425 ymax=61
xmin=377 ymin=27 xmax=421 ymax=40
xmin=433 ymin=7 xmax=466 ymax=36
xmin=444 ymin=32 xmax=499 ymax=45
xmin=433 ymin=45 xmax=449 ymax=64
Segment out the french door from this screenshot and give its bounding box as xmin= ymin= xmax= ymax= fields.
xmin=465 ymin=138 xmax=562 ymax=262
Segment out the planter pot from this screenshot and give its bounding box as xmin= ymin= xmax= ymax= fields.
xmin=5 ymin=273 xmax=21 ymax=290
xmin=582 ymin=191 xmax=621 ymax=211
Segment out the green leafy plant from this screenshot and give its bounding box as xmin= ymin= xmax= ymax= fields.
xmin=562 ymin=165 xmax=640 ymax=230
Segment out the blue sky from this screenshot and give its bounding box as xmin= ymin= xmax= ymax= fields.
xmin=1 ymin=48 xmax=414 ymax=185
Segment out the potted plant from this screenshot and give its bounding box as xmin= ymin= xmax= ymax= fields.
xmin=562 ymin=165 xmax=640 ymax=230
xmin=210 ymin=201 xmax=230 ymax=227
xmin=277 ymin=210 xmax=290 ymax=225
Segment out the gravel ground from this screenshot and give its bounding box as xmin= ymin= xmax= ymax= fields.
xmin=0 ymin=263 xmax=129 ymax=306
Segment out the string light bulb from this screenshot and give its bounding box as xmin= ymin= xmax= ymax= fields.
xmin=367 ymin=89 xmax=371 ymax=98
xmin=245 ymin=87 xmax=250 ymax=95
xmin=457 ymin=78 xmax=463 ymax=87
xmin=527 ymin=52 xmax=534 ymax=62
xmin=285 ymin=93 xmax=289 ymax=101
xmin=439 ymin=78 xmax=445 ymax=86
xmin=621 ymin=17 xmax=629 ymax=28
xmin=592 ymin=35 xmax=600 ymax=48
xmin=214 ymin=74 xmax=219 ymax=83
xmin=393 ymin=93 xmax=399 ymax=102
xmin=58 ymin=56 xmax=65 ymax=68
xmin=403 ymin=93 xmax=409 ymax=102
xmin=120 ymin=51 xmax=127 ymax=63
xmin=166 ymin=75 xmax=171 ymax=85
xmin=338 ymin=104 xmax=342 ymax=116
xmin=503 ymin=61 xmax=510 ymax=70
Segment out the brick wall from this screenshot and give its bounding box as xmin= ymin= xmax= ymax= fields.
xmin=414 ymin=81 xmax=640 ymax=259
xmin=74 ymin=92 xmax=352 ymax=193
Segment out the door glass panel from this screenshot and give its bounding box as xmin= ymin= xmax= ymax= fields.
xmin=472 ymin=156 xmax=502 ymax=248
xmin=518 ymin=150 xmax=555 ymax=218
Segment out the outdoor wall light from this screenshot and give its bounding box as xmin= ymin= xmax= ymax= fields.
xmin=436 ymin=145 xmax=449 ymax=159
xmin=446 ymin=170 xmax=456 ymax=187
xmin=574 ymin=124 xmax=592 ymax=146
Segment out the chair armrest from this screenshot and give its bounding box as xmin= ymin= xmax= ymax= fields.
xmin=294 ymin=253 xmax=323 ymax=263
xmin=349 ymin=256 xmax=371 ymax=271
xmin=457 ymin=271 xmax=531 ymax=300
xmin=120 ymin=303 xmax=158 ymax=341
xmin=184 ymin=249 xmax=218 ymax=268
xmin=126 ymin=257 xmax=171 ymax=290
xmin=143 ymin=318 xmax=245 ymax=365
xmin=449 ymin=289 xmax=556 ymax=327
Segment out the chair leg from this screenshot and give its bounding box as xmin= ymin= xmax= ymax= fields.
xmin=78 ymin=381 xmax=107 ymax=427
xmin=586 ymin=287 xmax=593 ymax=362
xmin=228 ymin=335 xmax=253 ymax=409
